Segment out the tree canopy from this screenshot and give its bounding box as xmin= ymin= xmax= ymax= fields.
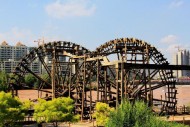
xmin=33 ymin=97 xmax=79 ymax=127
xmin=0 ymin=91 xmax=26 ymax=127
xmin=106 ymin=100 xmax=188 ymax=127
xmin=24 ymin=74 xmax=37 ymax=87
xmin=93 ymin=102 xmax=114 ymax=126
xmin=0 ymin=71 xmax=9 ymax=91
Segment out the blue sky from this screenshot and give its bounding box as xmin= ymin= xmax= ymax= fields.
xmin=0 ymin=0 xmax=189 ymax=62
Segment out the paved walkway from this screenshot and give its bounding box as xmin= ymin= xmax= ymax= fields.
xmin=23 ymin=121 xmax=96 ymax=127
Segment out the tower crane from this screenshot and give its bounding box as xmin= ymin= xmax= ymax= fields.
xmin=175 ymin=46 xmax=184 ymax=52
xmin=34 ymin=37 xmax=45 ymax=47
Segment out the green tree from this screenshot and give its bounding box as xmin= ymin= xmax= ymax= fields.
xmin=106 ymin=100 xmax=187 ymax=127
xmin=34 ymin=74 xmax=51 ymax=89
xmin=0 ymin=91 xmax=26 ymax=127
xmin=23 ymin=100 xmax=34 ymax=110
xmin=41 ymin=73 xmax=51 ymax=84
xmin=93 ymin=102 xmax=114 ymax=126
xmin=9 ymin=73 xmax=25 ymax=87
xmin=33 ymin=97 xmax=79 ymax=127
xmin=0 ymin=71 xmax=9 ymax=91
xmin=24 ymin=74 xmax=37 ymax=87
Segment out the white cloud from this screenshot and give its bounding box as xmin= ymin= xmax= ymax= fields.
xmin=0 ymin=27 xmax=35 ymax=46
xmin=158 ymin=44 xmax=180 ymax=62
xmin=169 ymin=0 xmax=184 ymax=8
xmin=45 ymin=0 xmax=96 ymax=19
xmin=160 ymin=35 xmax=178 ymax=44
xmin=166 ymin=43 xmax=180 ymax=54
xmin=159 ymin=35 xmax=181 ymax=62
xmin=0 ymin=26 xmax=72 ymax=47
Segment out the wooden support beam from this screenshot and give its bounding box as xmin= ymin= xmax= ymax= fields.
xmin=123 ymin=63 xmax=190 ymax=70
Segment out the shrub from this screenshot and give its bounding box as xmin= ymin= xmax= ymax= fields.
xmin=33 ymin=97 xmax=79 ymax=127
xmin=93 ymin=102 xmax=114 ymax=126
xmin=106 ymin=100 xmax=187 ymax=127
xmin=0 ymin=91 xmax=26 ymax=127
xmin=0 ymin=71 xmax=9 ymax=92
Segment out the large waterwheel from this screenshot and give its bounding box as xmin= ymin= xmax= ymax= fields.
xmin=93 ymin=38 xmax=177 ymax=114
xmin=9 ymin=38 xmax=177 ymax=120
xmin=9 ymin=41 xmax=90 ymax=98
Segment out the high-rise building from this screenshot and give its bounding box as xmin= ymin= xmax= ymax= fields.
xmin=172 ymin=50 xmax=190 ymax=78
xmin=0 ymin=41 xmax=41 ymax=74
xmin=0 ymin=41 xmax=28 ymax=61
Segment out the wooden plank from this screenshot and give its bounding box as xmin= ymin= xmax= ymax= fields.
xmin=123 ymin=63 xmax=190 ymax=70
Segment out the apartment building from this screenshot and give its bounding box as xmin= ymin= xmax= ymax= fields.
xmin=0 ymin=41 xmax=41 ymax=74
xmin=172 ymin=50 xmax=190 ymax=78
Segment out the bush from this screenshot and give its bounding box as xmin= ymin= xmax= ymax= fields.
xmin=34 ymin=97 xmax=79 ymax=127
xmin=24 ymin=74 xmax=37 ymax=87
xmin=93 ymin=102 xmax=114 ymax=126
xmin=106 ymin=100 xmax=187 ymax=127
xmin=0 ymin=71 xmax=9 ymax=92
xmin=0 ymin=91 xmax=27 ymax=127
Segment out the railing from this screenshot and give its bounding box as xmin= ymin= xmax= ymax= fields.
xmin=176 ymin=106 xmax=190 ymax=114
xmin=23 ymin=116 xmax=35 ymax=122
